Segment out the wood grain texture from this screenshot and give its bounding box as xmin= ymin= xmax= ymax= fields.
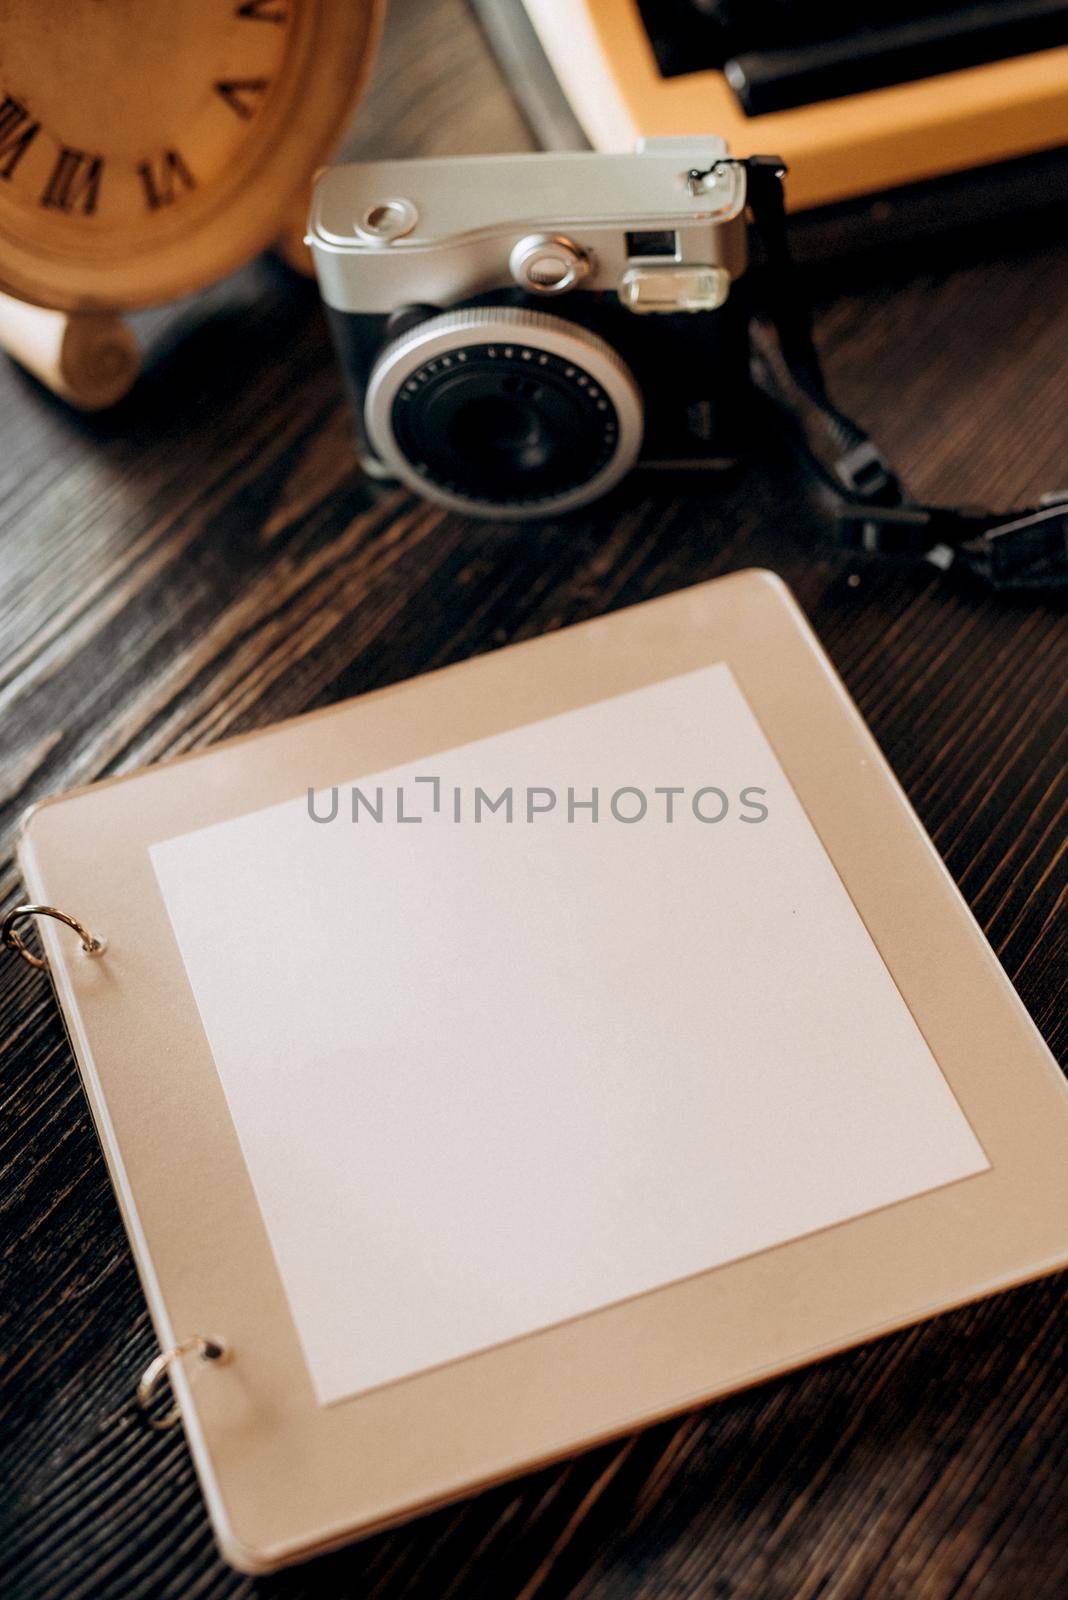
xmin=1 ymin=3 xmax=1065 ymax=1596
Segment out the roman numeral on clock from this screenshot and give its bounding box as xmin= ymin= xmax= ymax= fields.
xmin=236 ymin=0 xmax=289 ymax=22
xmin=41 ymin=147 xmax=103 ymax=214
xmin=0 ymin=95 xmax=40 ymax=180
xmin=215 ymin=79 xmax=270 ymax=120
xmin=138 ymin=149 xmax=196 ymax=210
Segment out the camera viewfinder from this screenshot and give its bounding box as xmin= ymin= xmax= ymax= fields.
xmin=625 ymin=230 xmax=678 ymax=259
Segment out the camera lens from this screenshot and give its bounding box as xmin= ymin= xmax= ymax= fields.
xmin=394 ymin=352 xmax=611 ymax=504
xmin=363 ymin=308 xmax=644 ymax=518
xmin=447 ymin=390 xmax=553 ymax=474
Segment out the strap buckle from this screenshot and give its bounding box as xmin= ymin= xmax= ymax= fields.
xmin=834 ymin=502 xmax=935 ymax=557
xmin=958 ymin=501 xmax=1068 ymax=590
xmin=835 ymin=499 xmax=1068 ymax=589
xmin=835 ymin=440 xmax=897 ymax=501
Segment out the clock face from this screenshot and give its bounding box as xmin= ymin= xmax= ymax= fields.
xmin=0 ymin=0 xmax=381 ymax=311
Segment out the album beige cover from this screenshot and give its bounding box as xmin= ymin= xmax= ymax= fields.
xmin=16 ymin=571 xmax=1068 ymax=1573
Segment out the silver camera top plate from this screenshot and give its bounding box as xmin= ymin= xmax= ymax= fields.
xmin=309 ymin=138 xmax=747 ymax=314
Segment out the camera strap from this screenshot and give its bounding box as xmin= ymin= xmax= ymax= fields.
xmin=690 ymin=157 xmax=1068 ymax=591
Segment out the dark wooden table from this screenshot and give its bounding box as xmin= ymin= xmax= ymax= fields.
xmin=2 ymin=4 xmax=1066 ymax=1596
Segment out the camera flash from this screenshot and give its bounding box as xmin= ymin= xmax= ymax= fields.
xmin=619 ymin=265 xmax=731 ymax=314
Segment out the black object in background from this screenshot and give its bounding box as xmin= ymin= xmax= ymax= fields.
xmin=637 ymin=2 xmax=1068 ymax=114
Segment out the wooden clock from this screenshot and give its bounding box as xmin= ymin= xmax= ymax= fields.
xmin=0 ymin=0 xmax=383 ymax=407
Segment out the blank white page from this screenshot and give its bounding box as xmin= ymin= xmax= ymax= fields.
xmin=151 ymin=664 xmax=987 ymax=1405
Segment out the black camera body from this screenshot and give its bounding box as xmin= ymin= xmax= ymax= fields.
xmin=309 ymin=140 xmax=754 ymax=519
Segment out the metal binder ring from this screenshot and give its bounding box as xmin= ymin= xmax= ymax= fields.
xmin=1 ymin=903 xmax=107 ymax=971
xmin=136 ymin=1335 xmax=230 ymax=1432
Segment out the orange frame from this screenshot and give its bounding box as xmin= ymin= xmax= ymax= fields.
xmin=522 ymin=0 xmax=1068 ymax=208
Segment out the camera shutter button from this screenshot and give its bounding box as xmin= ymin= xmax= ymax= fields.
xmin=510 ymin=234 xmax=590 ymax=295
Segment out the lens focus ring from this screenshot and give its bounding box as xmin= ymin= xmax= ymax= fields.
xmin=363 ymin=307 xmax=644 ymax=519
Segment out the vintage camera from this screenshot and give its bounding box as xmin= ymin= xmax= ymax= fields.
xmin=308 ymin=139 xmax=755 ymax=519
